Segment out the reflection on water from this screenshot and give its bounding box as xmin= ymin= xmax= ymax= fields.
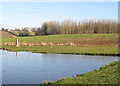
xmin=2 ymin=50 xmax=118 ymax=84
xmin=16 ymin=52 xmax=18 ymax=57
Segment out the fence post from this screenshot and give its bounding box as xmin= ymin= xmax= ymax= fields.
xmin=16 ymin=39 xmax=19 ymax=47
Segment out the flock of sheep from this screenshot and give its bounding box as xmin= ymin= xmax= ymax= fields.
xmin=3 ymin=42 xmax=75 ymax=47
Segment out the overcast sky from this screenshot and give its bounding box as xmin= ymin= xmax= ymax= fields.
xmin=1 ymin=2 xmax=118 ymax=29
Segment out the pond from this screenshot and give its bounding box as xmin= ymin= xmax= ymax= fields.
xmin=1 ymin=50 xmax=118 ymax=84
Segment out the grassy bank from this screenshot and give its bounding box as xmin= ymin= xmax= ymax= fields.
xmin=1 ymin=46 xmax=118 ymax=56
xmin=1 ymin=31 xmax=118 ymax=56
xmin=42 ymin=61 xmax=119 ymax=85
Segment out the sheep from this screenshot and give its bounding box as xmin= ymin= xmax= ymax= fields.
xmin=69 ymin=42 xmax=75 ymax=46
xmin=11 ymin=42 xmax=15 ymax=46
xmin=27 ymin=43 xmax=31 ymax=46
xmin=7 ymin=42 xmax=11 ymax=46
xmin=21 ymin=43 xmax=27 ymax=46
xmin=41 ymin=42 xmax=47 ymax=46
xmin=3 ymin=42 xmax=14 ymax=46
xmin=30 ymin=43 xmax=34 ymax=46
xmin=48 ymin=43 xmax=53 ymax=46
xmin=65 ymin=43 xmax=69 ymax=46
xmin=3 ymin=42 xmax=8 ymax=45
xmin=58 ymin=43 xmax=64 ymax=46
xmin=35 ymin=43 xmax=40 ymax=46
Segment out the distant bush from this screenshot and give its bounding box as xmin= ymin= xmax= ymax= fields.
xmin=48 ymin=81 xmax=55 ymax=85
xmin=19 ymin=32 xmax=29 ymax=36
xmin=42 ymin=80 xmax=49 ymax=85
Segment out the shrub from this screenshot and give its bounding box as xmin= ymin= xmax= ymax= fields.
xmin=109 ymin=61 xmax=117 ymax=66
xmin=100 ymin=65 xmax=109 ymax=70
xmin=42 ymin=80 xmax=49 ymax=85
xmin=94 ymin=69 xmax=99 ymax=72
xmin=48 ymin=81 xmax=55 ymax=85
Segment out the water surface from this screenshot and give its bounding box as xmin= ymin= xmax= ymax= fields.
xmin=2 ymin=50 xmax=118 ymax=84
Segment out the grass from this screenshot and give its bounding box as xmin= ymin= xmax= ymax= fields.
xmin=42 ymin=61 xmax=119 ymax=85
xmin=2 ymin=46 xmax=118 ymax=56
xmin=2 ymin=33 xmax=118 ymax=43
xmin=1 ymin=31 xmax=118 ymax=56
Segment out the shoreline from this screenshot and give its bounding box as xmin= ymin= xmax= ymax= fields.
xmin=42 ymin=61 xmax=119 ymax=85
xmin=1 ymin=48 xmax=119 ymax=56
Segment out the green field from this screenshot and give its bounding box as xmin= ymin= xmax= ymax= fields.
xmin=2 ymin=46 xmax=118 ymax=56
xmin=1 ymin=31 xmax=118 ymax=56
xmin=42 ymin=61 xmax=119 ymax=85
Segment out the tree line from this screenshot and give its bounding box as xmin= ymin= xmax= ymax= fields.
xmin=35 ymin=19 xmax=118 ymax=35
xmin=1 ymin=19 xmax=118 ymax=36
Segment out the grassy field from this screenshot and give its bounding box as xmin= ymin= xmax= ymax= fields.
xmin=1 ymin=31 xmax=118 ymax=56
xmin=42 ymin=61 xmax=119 ymax=85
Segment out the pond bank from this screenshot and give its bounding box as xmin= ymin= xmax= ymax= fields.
xmin=1 ymin=47 xmax=119 ymax=56
xmin=42 ymin=61 xmax=119 ymax=85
